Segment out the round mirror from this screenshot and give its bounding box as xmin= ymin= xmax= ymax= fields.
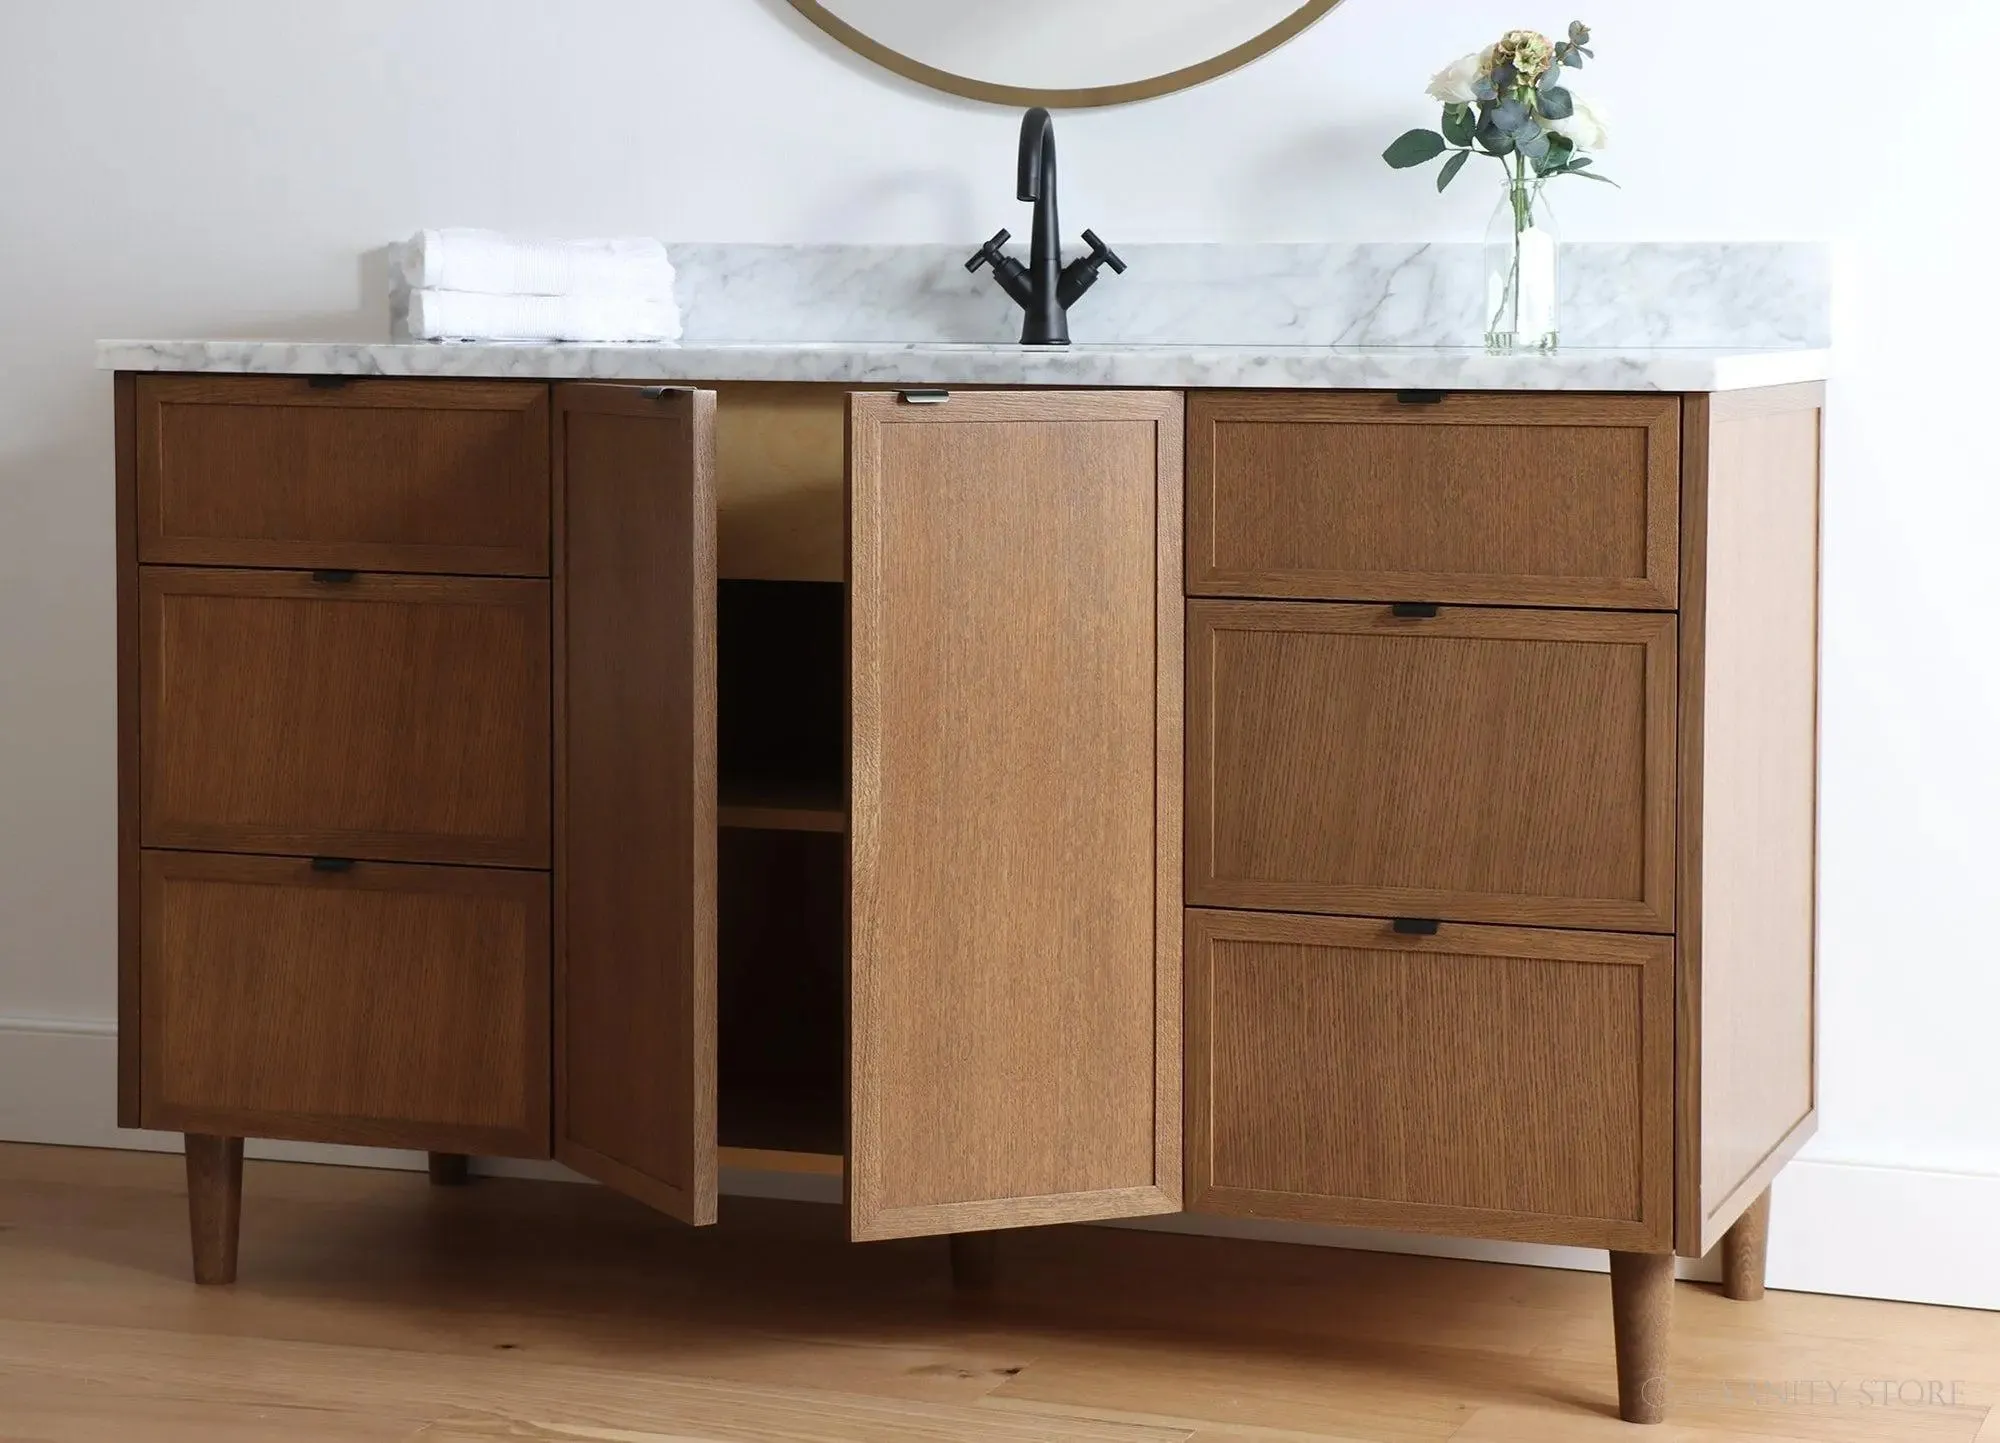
xmin=787 ymin=0 xmax=1344 ymax=108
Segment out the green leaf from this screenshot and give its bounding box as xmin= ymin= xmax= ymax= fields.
xmin=1472 ymin=72 xmax=1500 ymax=101
xmin=1566 ymin=155 xmax=1594 ymax=170
xmin=1383 ymin=129 xmax=1449 ymax=168
xmin=1536 ymin=133 xmax=1575 ymax=174
xmin=1539 ymin=85 xmax=1575 ymax=119
xmin=1489 ymin=97 xmax=1530 ymax=132
xmin=1442 ymin=103 xmax=1476 ymax=147
xmin=1516 ymin=127 xmax=1552 ymax=166
xmin=1566 ymin=169 xmax=1619 ymax=185
xmin=1475 ymin=118 xmax=1518 ymax=156
xmin=1569 ymin=19 xmax=1591 ymax=43
xmin=1437 ymin=149 xmax=1473 ymax=192
xmin=1562 ymin=48 xmax=1584 ymax=67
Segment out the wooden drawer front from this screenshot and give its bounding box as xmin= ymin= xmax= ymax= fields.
xmin=1187 ymin=910 xmax=1672 ymax=1249
xmin=139 ymin=851 xmax=549 ymax=1154
xmin=140 ymin=569 xmax=550 ymax=867
xmin=1188 ymin=602 xmax=1675 ymax=931
xmin=136 ymin=376 xmax=550 ymax=575
xmin=1188 ymin=392 xmax=1680 ymax=608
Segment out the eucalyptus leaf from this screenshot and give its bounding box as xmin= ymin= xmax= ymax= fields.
xmin=1437 ymin=149 xmax=1473 ymax=192
xmin=1569 ymin=20 xmax=1591 ymax=43
xmin=1472 ymin=73 xmax=1499 ymax=101
xmin=1475 ymin=122 xmax=1518 ymax=157
xmin=1536 ymin=133 xmax=1575 ymax=174
xmin=1442 ymin=104 xmax=1476 ymax=147
xmin=1516 ymin=128 xmax=1552 ymax=166
xmin=1540 ymin=86 xmax=1575 ymax=120
xmin=1493 ymin=60 xmax=1519 ymax=91
xmin=1490 ymin=97 xmax=1530 ymax=132
xmin=1383 ymin=129 xmax=1449 ymax=168
xmin=1562 ymin=48 xmax=1583 ymax=67
xmin=1567 ymin=169 xmax=1619 ymax=185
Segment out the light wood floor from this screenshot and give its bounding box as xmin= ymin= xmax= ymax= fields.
xmin=1 ymin=1144 xmax=1995 ymax=1443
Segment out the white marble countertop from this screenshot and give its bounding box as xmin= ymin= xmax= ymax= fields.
xmin=96 ymin=338 xmax=1829 ymax=393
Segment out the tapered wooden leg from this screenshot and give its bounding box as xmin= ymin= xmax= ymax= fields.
xmin=1721 ymin=1187 xmax=1772 ymax=1301
xmin=184 ymin=1134 xmax=243 ymax=1286
xmin=949 ymin=1232 xmax=997 ymax=1292
xmin=1609 ymin=1251 xmax=1674 ymax=1425
xmin=428 ymin=1152 xmax=471 ymax=1186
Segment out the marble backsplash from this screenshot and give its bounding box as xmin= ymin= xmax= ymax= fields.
xmin=650 ymin=242 xmax=1828 ymax=350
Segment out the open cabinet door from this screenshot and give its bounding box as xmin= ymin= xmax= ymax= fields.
xmin=553 ymin=384 xmax=718 ymax=1225
xmin=847 ymin=390 xmax=1184 ymax=1242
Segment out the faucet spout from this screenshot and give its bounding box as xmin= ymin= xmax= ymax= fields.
xmin=1014 ymin=108 xmax=1066 ymax=345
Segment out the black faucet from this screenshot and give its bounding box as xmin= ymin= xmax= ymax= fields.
xmin=966 ymin=108 xmax=1126 ymax=346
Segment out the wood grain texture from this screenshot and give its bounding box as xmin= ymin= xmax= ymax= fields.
xmin=1186 ymin=909 xmax=1673 ymax=1251
xmin=134 ymin=375 xmax=550 ymax=575
xmin=1675 ymin=383 xmax=1823 ymax=1257
xmin=182 ymin=1134 xmax=243 ymax=1285
xmin=1721 ymin=1185 xmax=1772 ymax=1301
xmin=1187 ymin=391 xmax=1681 ymax=608
xmin=139 ymin=852 xmax=549 ymax=1155
xmin=552 ymin=384 xmax=719 ymax=1227
xmin=1187 ymin=601 xmax=1677 ymax=932
xmin=713 ymin=381 xmax=851 ymax=581
xmin=1609 ymin=1251 xmax=1675 ymax=1424
xmin=847 ymin=390 xmax=1183 ymax=1241
xmin=137 ymin=567 xmax=551 ymax=867
xmin=115 ymin=373 xmax=142 ymax=1129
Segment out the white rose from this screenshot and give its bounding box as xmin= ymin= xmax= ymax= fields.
xmin=1426 ymin=48 xmax=1493 ymax=105
xmin=1544 ymin=94 xmax=1610 ymax=150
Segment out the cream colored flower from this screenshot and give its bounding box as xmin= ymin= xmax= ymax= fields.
xmin=1495 ymin=28 xmax=1555 ymax=84
xmin=1544 ymin=93 xmax=1611 ymax=149
xmin=1426 ymin=46 xmax=1494 ymax=104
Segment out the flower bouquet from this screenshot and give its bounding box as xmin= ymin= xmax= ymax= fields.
xmin=1383 ymin=22 xmax=1614 ymax=351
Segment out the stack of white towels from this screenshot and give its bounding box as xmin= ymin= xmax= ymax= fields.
xmin=392 ymin=229 xmax=683 ymax=343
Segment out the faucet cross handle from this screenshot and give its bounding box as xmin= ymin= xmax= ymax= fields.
xmin=965 ymin=228 xmax=1013 ymax=273
xmin=1057 ymin=228 xmax=1128 ymax=310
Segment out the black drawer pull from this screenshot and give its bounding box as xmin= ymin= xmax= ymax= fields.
xmin=1396 ymin=389 xmax=1447 ymax=405
xmin=306 ymin=375 xmax=356 ymax=389
xmin=310 ymin=569 xmax=358 ymax=584
xmin=310 ymin=857 xmax=356 ymax=873
xmin=1391 ymin=602 xmax=1441 ymax=619
xmin=1392 ymin=917 xmax=1442 ymax=936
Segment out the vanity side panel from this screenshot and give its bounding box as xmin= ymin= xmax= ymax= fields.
xmin=1676 ymin=383 xmax=1823 ymax=1257
xmin=115 ymin=373 xmax=141 ymax=1128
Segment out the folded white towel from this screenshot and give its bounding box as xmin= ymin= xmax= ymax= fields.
xmin=405 ymin=288 xmax=683 ymax=343
xmin=397 ymin=229 xmax=676 ymax=299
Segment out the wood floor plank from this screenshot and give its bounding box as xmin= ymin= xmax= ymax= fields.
xmin=4 ymin=1144 xmax=2000 ymax=1443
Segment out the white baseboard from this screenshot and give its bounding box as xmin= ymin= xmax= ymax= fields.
xmin=4 ymin=1017 xmax=1992 ymax=1308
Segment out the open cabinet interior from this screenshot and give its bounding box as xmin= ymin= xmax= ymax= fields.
xmin=715 ymin=577 xmax=847 ymax=1170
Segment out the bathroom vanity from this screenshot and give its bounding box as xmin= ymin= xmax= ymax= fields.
xmin=103 ymin=337 xmax=1825 ymax=1426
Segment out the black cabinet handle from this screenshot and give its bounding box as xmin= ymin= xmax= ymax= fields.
xmin=310 ymin=857 xmax=356 ymax=873
xmin=1393 ymin=917 xmax=1442 ymax=936
xmin=306 ymin=375 xmax=356 ymax=389
xmin=310 ymin=569 xmax=358 ymax=584
xmin=1391 ymin=602 xmax=1441 ymax=619
xmin=1396 ymin=389 xmax=1447 ymax=405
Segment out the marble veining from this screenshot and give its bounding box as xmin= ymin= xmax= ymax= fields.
xmin=104 ymin=241 xmax=1830 ymax=392
xmin=96 ymin=338 xmax=1827 ymax=393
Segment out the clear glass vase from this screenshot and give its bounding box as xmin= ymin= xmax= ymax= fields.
xmin=1485 ymin=169 xmax=1560 ymax=352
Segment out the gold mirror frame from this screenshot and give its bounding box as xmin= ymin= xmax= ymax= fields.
xmin=786 ymin=0 xmax=1345 ymax=109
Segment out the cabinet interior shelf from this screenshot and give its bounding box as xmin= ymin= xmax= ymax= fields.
xmin=718 ymin=779 xmax=847 ymax=834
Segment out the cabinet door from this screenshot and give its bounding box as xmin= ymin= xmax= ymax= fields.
xmin=846 ymin=390 xmax=1183 ymax=1241
xmin=552 ymin=384 xmax=720 ymax=1226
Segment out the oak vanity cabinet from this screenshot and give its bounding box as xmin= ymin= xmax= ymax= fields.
xmin=116 ymin=375 xmax=1184 ymax=1266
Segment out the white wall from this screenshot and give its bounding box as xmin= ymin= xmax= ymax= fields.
xmin=2 ymin=0 xmax=1996 ymax=1307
